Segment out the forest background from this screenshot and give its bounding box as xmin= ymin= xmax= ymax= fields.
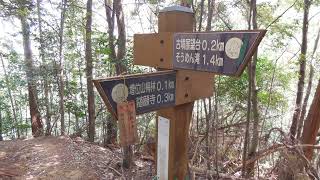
xmin=0 ymin=0 xmax=320 ymax=178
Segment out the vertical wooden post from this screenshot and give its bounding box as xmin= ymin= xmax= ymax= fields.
xmin=157 ymin=6 xmax=194 ymax=180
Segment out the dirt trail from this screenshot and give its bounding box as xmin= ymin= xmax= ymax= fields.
xmin=0 ymin=136 xmax=154 ymax=180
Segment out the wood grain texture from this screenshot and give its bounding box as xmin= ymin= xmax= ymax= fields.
xmin=134 ymin=33 xmax=173 ymax=69
xmin=117 ymin=101 xmax=138 ymax=147
xmin=156 ymin=8 xmax=212 ymax=180
xmin=158 ymin=103 xmax=194 ymax=180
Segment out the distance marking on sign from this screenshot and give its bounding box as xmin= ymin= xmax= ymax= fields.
xmin=93 ymin=71 xmax=176 ymax=119
xmin=173 ymin=30 xmax=266 ymax=76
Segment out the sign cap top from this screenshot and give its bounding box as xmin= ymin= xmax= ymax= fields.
xmin=160 ymin=5 xmax=193 ymax=13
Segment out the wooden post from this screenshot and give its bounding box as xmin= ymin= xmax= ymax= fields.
xmin=157 ymin=6 xmax=194 ymax=180
xmin=96 ymin=4 xmax=265 ymax=179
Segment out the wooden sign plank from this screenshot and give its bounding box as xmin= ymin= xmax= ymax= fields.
xmin=93 ymin=71 xmax=176 ymax=119
xmin=134 ymin=33 xmax=173 ymax=69
xmin=134 ymin=30 xmax=266 ymax=76
xmin=134 ymin=32 xmax=173 ymax=69
xmin=117 ymin=101 xmax=138 ymax=146
xmin=175 ymin=70 xmax=213 ymax=105
xmin=94 ymin=70 xmax=214 ymax=119
xmin=134 ymin=32 xmax=214 ymax=102
xmin=173 ymin=31 xmax=266 ymax=76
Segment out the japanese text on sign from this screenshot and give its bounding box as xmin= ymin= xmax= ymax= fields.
xmin=173 ymin=32 xmax=262 ymax=75
xmin=128 ymin=79 xmax=175 ymax=108
xmin=175 ymin=38 xmax=225 ymax=67
xmin=98 ymin=71 xmax=176 ymax=117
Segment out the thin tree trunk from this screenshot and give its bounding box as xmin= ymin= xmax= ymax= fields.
xmin=75 ymin=114 xmax=79 ymax=133
xmin=0 ymin=55 xmax=19 ymax=138
xmin=290 ymin=0 xmax=310 ymax=139
xmin=105 ymin=0 xmax=116 ymax=69
xmin=104 ymin=0 xmax=117 ymax=145
xmin=103 ymin=120 xmax=107 ymax=146
xmin=242 ymin=62 xmax=252 ymax=176
xmin=58 ymin=0 xmax=67 ymax=135
xmin=106 ymin=117 xmax=117 ymax=144
xmin=85 ymin=0 xmax=95 ymax=142
xmin=78 ymin=62 xmax=88 ymax=125
xmin=18 ymin=96 xmax=23 ymax=135
xmin=206 ymin=0 xmax=215 ymax=31
xmin=68 ymin=111 xmax=71 ymax=134
xmin=0 ymin=109 xmax=3 ymax=141
xmin=297 ymin=65 xmax=313 ymax=139
xmin=301 ymin=79 xmax=320 ymax=160
xmin=14 ymin=99 xmax=21 ymax=137
xmin=114 ymin=0 xmax=127 ymax=73
xmin=55 ymin=123 xmax=58 ymax=136
xmin=49 ymin=85 xmax=54 ymax=135
xmin=196 ymin=101 xmax=199 ymax=134
xmin=297 ymin=25 xmax=320 ymax=139
xmin=242 ymin=0 xmax=253 ymax=176
xmin=105 ymin=0 xmax=132 ymax=168
xmin=247 ymin=0 xmax=260 ymax=176
xmin=198 ymin=0 xmax=205 ymax=32
xmin=25 ymin=98 xmax=28 ymax=136
xmin=203 ymin=98 xmax=211 ymax=173
xmin=114 ymin=0 xmax=133 ymax=169
xmin=19 ymin=15 xmax=43 ymax=137
xmin=36 ymin=0 xmax=51 ymax=136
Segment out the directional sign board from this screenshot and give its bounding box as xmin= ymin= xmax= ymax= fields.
xmin=134 ymin=30 xmax=266 ymax=76
xmin=173 ymin=31 xmax=266 ymax=76
xmin=93 ymin=71 xmax=176 ymax=119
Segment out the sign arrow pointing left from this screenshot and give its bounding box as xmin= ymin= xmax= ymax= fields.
xmin=93 ymin=70 xmax=176 ymax=119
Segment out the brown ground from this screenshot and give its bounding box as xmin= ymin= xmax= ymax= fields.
xmin=0 ymin=136 xmax=155 ymax=180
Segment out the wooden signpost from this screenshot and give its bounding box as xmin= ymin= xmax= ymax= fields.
xmin=135 ymin=31 xmax=265 ymax=77
xmin=94 ymin=4 xmax=266 ymax=180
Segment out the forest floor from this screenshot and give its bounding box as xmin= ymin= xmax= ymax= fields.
xmin=0 ymin=136 xmax=155 ymax=180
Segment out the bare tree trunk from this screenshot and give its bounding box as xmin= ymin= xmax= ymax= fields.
xmin=247 ymin=0 xmax=260 ymax=176
xmin=18 ymin=90 xmax=24 ymax=134
xmin=75 ymin=114 xmax=79 ymax=133
xmin=78 ymin=61 xmax=88 ymax=125
xmin=58 ymin=0 xmax=67 ymax=135
xmin=290 ymin=0 xmax=310 ymax=139
xmin=1 ymin=55 xmax=19 ymax=138
xmin=301 ymin=79 xmax=320 ymax=160
xmin=85 ymin=0 xmax=95 ymax=142
xmin=0 ymin=109 xmax=3 ymax=141
xmin=297 ymin=25 xmax=320 ymax=139
xmin=203 ymin=8 xmax=216 ymax=173
xmin=203 ymin=98 xmax=212 ymax=173
xmin=68 ymin=111 xmax=71 ymax=134
xmin=104 ymin=0 xmax=118 ymax=145
xmin=37 ymin=0 xmax=51 ymax=136
xmin=103 ymin=120 xmax=107 ymax=146
xmin=105 ymin=0 xmax=116 ymax=68
xmin=114 ymin=0 xmax=133 ymax=169
xmin=198 ymin=0 xmax=205 ymax=32
xmin=105 ymin=0 xmax=132 ymax=169
xmin=206 ymin=0 xmax=215 ymax=31
xmin=242 ymin=65 xmax=252 ymax=176
xmin=114 ymin=0 xmax=127 ymax=73
xmin=19 ymin=15 xmax=43 ymax=137
xmin=25 ymin=98 xmax=28 ymax=136
xmin=297 ymin=66 xmax=313 ymax=139
xmin=104 ymin=0 xmax=128 ymax=144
